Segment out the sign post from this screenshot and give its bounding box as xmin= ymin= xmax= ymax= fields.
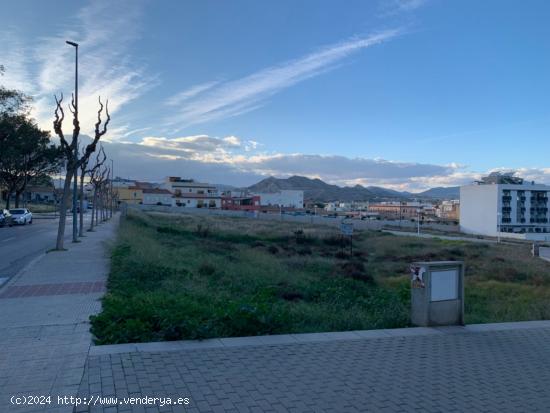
xmin=340 ymin=221 xmax=354 ymax=256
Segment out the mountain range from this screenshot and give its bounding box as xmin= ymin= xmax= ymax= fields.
xmin=246 ymin=176 xmax=459 ymax=202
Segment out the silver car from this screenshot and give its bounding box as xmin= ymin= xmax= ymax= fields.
xmin=9 ymin=208 xmax=33 ymax=225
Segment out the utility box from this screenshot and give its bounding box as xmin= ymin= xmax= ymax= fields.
xmin=410 ymin=261 xmax=464 ymax=327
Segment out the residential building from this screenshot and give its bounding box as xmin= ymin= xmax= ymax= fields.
xmin=254 ymin=190 xmax=304 ymax=209
xmin=117 ymin=187 xmax=144 ymax=204
xmin=368 ymin=202 xmax=430 ymax=219
xmin=460 ymin=175 xmax=550 ymax=240
xmin=24 ymin=186 xmax=56 ymax=203
xmin=142 ymin=188 xmax=174 ymax=206
xmin=436 ymin=200 xmax=460 ymax=220
xmin=163 ymin=177 xmax=221 ymax=208
xmin=222 ymin=195 xmax=261 ymax=211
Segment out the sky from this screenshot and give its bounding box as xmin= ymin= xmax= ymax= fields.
xmin=1 ymin=0 xmax=549 ymax=191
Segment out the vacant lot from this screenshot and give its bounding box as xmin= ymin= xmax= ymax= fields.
xmin=91 ymin=210 xmax=550 ymax=344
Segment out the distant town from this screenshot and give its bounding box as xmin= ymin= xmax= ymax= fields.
xmin=5 ymin=171 xmax=549 ymax=242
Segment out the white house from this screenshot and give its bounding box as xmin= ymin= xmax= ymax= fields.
xmin=162 ymin=177 xmax=221 ymax=208
xmin=142 ymin=188 xmax=174 ymax=206
xmin=460 ymin=177 xmax=550 ymax=241
xmin=254 ymin=190 xmax=304 ymax=209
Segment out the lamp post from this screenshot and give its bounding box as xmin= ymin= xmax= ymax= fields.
xmin=110 ymin=159 xmax=114 ymax=218
xmin=497 ymin=211 xmax=501 ymax=243
xmin=66 ymin=40 xmax=79 ymax=243
xmin=417 ymin=207 xmax=421 ymax=236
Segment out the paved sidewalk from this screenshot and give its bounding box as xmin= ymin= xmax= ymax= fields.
xmin=0 ymin=217 xmax=118 ymax=413
xmin=74 ymin=321 xmax=550 ymax=413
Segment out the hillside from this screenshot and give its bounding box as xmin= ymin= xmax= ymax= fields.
xmin=247 ymin=176 xmax=458 ymax=202
xmin=415 ymin=186 xmax=460 ymax=199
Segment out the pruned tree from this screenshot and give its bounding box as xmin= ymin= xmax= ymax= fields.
xmin=87 ymin=145 xmax=107 ymax=232
xmin=52 ymin=94 xmax=110 ymax=250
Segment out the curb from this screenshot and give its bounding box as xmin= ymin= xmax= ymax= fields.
xmin=89 ymin=320 xmax=550 ymax=356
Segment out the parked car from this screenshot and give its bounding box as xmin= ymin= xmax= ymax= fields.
xmin=0 ymin=209 xmax=13 ymax=227
xmin=9 ymin=208 xmax=32 ymax=225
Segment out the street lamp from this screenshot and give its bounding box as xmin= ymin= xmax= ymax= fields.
xmin=66 ymin=40 xmax=79 ymax=242
xmin=417 ymin=207 xmax=422 ymax=236
xmin=497 ymin=211 xmax=502 ymax=243
xmin=110 ymin=159 xmax=114 ymax=218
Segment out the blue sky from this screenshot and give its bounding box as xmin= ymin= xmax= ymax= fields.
xmin=1 ymin=0 xmax=549 ymax=190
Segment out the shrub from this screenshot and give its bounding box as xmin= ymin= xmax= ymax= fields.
xmin=195 ymin=223 xmax=210 ymax=238
xmin=338 ymin=260 xmax=374 ymax=284
xmin=198 ymin=262 xmax=216 ymax=276
xmin=267 ymin=245 xmax=279 ymax=254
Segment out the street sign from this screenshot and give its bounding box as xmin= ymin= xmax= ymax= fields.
xmin=340 ymin=222 xmax=353 ymax=236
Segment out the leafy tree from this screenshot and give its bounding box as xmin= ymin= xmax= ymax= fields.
xmin=0 ymin=65 xmax=30 ymax=115
xmin=0 ymin=116 xmax=63 ymax=208
xmin=0 ymin=65 xmax=62 ymax=208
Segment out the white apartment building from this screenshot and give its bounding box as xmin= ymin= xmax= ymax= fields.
xmin=162 ymin=177 xmax=221 ymax=208
xmin=460 ymin=181 xmax=550 ymax=241
xmin=254 ymin=190 xmax=304 ymax=209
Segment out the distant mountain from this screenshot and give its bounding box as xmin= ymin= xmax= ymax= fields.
xmin=414 ymin=186 xmax=460 ymax=199
xmin=247 ymin=176 xmax=458 ymax=202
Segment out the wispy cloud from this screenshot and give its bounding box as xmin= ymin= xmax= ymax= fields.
xmin=165 ymin=81 xmax=220 ymax=106
xmin=0 ymin=0 xmax=154 ymax=139
xmin=166 ymin=29 xmax=402 ymax=128
xmin=378 ymin=0 xmax=429 ymax=16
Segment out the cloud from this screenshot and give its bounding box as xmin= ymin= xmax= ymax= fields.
xmin=140 ymin=135 xmax=243 ymax=153
xmin=234 ymin=153 xmax=454 ymax=181
xmin=166 ymin=29 xmax=402 ymax=128
xmin=74 ymin=132 xmax=550 ymax=191
xmin=379 ymin=0 xmax=428 ymax=16
xmin=0 ymin=0 xmax=154 ymax=140
xmin=165 ymin=81 xmax=220 ymax=106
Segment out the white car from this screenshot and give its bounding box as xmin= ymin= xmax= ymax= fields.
xmin=9 ymin=208 xmax=33 ymax=225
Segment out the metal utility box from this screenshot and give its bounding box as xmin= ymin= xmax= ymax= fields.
xmin=410 ymin=261 xmax=464 ymax=327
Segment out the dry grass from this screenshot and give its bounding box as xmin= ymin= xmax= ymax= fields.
xmin=90 ymin=210 xmax=550 ymax=344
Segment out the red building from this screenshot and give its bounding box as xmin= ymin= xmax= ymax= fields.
xmin=221 ymin=195 xmax=260 ymax=211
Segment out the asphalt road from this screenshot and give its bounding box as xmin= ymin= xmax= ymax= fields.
xmin=0 ymin=216 xmax=89 ymax=284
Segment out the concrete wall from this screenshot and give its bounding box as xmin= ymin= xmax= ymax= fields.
xmin=142 ymin=194 xmax=173 ymax=206
xmin=460 ymin=185 xmax=498 ymax=236
xmin=255 ymin=190 xmax=304 ymax=208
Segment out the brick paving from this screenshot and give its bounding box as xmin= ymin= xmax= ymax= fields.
xmin=74 ymin=323 xmax=550 ymax=413
xmin=0 ymin=281 xmax=106 ymax=298
xmin=0 ymin=218 xmax=117 ymax=413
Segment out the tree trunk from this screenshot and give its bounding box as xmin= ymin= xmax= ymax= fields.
xmin=55 ymin=171 xmax=73 ymax=250
xmin=95 ymin=190 xmax=100 ymax=224
xmin=5 ymin=192 xmax=11 ymax=209
xmin=89 ymin=188 xmax=97 ymax=231
xmin=79 ymin=173 xmax=85 ymax=237
xmin=15 ymin=191 xmax=21 ymax=208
